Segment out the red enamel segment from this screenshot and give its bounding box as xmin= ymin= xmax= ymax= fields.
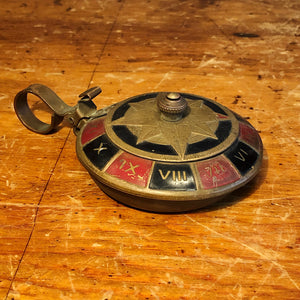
xmin=217 ymin=113 xmax=229 ymax=119
xmin=239 ymin=122 xmax=260 ymax=150
xmin=81 ymin=117 xmax=106 ymax=145
xmin=105 ymin=152 xmax=153 ymax=187
xmin=196 ymin=156 xmax=240 ymax=190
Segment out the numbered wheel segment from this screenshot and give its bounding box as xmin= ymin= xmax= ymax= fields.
xmin=76 ymin=93 xmax=262 ymax=212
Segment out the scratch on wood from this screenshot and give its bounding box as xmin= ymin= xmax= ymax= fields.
xmin=279 ymin=208 xmax=292 ymax=221
xmin=67 ymin=195 xmax=83 ymax=207
xmin=165 ymin=272 xmax=184 ymax=288
xmin=148 ymin=286 xmax=160 ymax=300
xmin=197 ymin=56 xmax=231 ymax=69
xmin=185 ymin=215 xmax=300 ymax=290
xmin=200 ymin=264 xmax=234 ymax=297
xmin=68 ymin=271 xmax=76 ymax=293
xmin=0 ymin=93 xmax=8 ymax=101
xmin=3 ymin=67 xmax=36 ymax=73
xmin=249 ymin=264 xmax=274 ymax=300
xmin=154 ymin=72 xmax=172 ymax=89
xmin=101 ymin=290 xmax=114 ymax=300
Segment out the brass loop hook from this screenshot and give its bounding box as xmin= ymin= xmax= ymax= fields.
xmin=14 ymin=84 xmax=101 ymax=134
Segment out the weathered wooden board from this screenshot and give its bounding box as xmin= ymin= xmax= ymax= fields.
xmin=0 ymin=0 xmax=299 ymax=299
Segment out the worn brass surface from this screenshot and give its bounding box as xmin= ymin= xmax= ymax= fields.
xmin=76 ymin=91 xmax=262 ymax=212
xmin=105 ymin=92 xmax=239 ymax=162
xmin=14 ymin=85 xmax=263 ymax=212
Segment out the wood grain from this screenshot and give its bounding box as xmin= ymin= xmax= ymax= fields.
xmin=0 ymin=0 xmax=299 ymax=299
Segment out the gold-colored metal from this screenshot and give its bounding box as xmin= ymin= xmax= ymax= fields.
xmin=157 ymin=92 xmax=187 ymax=121
xmin=105 ymin=94 xmax=239 ymax=162
xmin=14 ymin=84 xmax=263 ymax=213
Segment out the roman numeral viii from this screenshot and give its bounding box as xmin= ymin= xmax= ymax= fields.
xmin=158 ymin=170 xmax=187 ymax=181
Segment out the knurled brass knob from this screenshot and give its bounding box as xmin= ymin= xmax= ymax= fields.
xmin=157 ymin=92 xmax=187 ymax=121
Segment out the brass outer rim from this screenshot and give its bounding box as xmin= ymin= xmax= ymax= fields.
xmin=76 ymin=138 xmax=263 ymax=204
xmin=75 ymin=92 xmax=263 ymax=212
xmin=105 ymin=93 xmax=240 ymax=162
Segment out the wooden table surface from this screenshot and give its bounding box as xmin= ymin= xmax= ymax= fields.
xmin=1 ymin=0 xmax=299 ymax=299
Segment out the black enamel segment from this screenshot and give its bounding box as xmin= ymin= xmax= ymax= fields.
xmin=215 ymin=120 xmax=232 ymax=141
xmin=150 ymin=163 xmax=196 ymax=191
xmin=181 ymin=94 xmax=228 ymax=115
xmin=203 ymin=99 xmax=228 ymax=115
xmin=83 ymin=135 xmax=119 ymax=170
xmin=113 ymin=126 xmax=137 ymax=146
xmin=112 ymin=93 xmax=158 ymax=121
xmin=225 ymin=141 xmax=258 ymax=175
xmin=185 ymin=120 xmax=232 ymax=155
xmin=112 ymin=103 xmax=130 ymax=121
xmin=113 ymin=125 xmax=177 ymax=155
xmin=233 ymin=112 xmax=245 ymax=122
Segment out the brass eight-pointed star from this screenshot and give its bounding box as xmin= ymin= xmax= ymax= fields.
xmin=112 ymin=98 xmax=222 ymax=159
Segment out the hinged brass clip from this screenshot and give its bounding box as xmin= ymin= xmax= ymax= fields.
xmin=14 ymin=84 xmax=104 ymax=135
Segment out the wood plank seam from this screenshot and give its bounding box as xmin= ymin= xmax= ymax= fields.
xmin=87 ymin=0 xmax=125 ymax=88
xmin=206 ymin=15 xmax=236 ymax=46
xmin=5 ymin=130 xmax=72 ymax=300
xmin=5 ymin=2 xmax=126 ymax=298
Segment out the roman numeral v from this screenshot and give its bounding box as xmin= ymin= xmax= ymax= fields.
xmin=159 ymin=170 xmax=170 ymax=180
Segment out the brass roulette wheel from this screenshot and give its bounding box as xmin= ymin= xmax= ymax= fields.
xmin=14 ymin=84 xmax=263 ymax=213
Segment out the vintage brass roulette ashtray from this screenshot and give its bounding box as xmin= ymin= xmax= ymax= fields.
xmin=14 ymin=84 xmax=263 ymax=212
